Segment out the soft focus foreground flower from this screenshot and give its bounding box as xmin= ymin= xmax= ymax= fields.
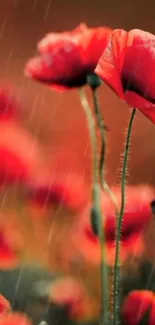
xmin=0 ymin=313 xmax=32 ymax=325
xmin=95 ymin=29 xmax=155 ymax=123
xmin=0 ymin=295 xmax=10 ymax=314
xmin=25 ymin=23 xmax=112 ymax=90
xmin=121 ymin=290 xmax=155 ymax=325
xmin=49 ymin=275 xmax=100 ymax=321
xmin=70 ymin=185 xmax=155 ymax=266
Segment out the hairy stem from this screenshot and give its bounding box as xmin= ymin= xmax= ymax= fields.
xmin=92 ymin=88 xmax=119 ymax=213
xmin=113 ymin=108 xmax=136 ymax=325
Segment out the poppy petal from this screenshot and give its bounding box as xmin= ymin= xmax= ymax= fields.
xmin=0 ymin=295 xmax=11 ymax=314
xmin=26 ymin=171 xmax=88 ymax=212
xmin=0 ymin=313 xmax=32 ymax=325
xmin=0 ymin=148 xmax=28 ymax=185
xmin=149 ymin=300 xmax=155 ymax=325
xmin=70 ymin=185 xmax=154 ymax=266
xmin=122 ymin=29 xmax=155 ymax=103
xmin=95 ymin=29 xmax=127 ymax=98
xmin=121 ymin=290 xmax=154 ymax=325
xmin=124 ymin=91 xmax=155 ymax=123
xmin=25 ymin=24 xmax=112 ymax=89
xmin=49 ymin=276 xmax=84 ymax=306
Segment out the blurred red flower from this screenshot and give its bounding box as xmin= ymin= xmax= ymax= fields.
xmin=0 ymin=216 xmax=25 ymax=269
xmin=0 ymin=313 xmax=31 ymax=325
xmin=25 ymin=23 xmax=112 ymax=90
xmin=122 ymin=290 xmax=155 ymax=325
xmin=0 ymin=148 xmax=28 ymax=186
xmin=0 ymin=84 xmax=47 ymax=185
xmin=70 ymin=185 xmax=155 ymax=266
xmin=95 ymin=29 xmax=155 ymax=123
xmin=26 ymin=170 xmax=89 ymax=213
xmin=0 ymin=85 xmax=21 ymax=121
xmin=49 ymin=276 xmax=99 ymax=321
xmin=0 ymin=295 xmax=10 ymax=314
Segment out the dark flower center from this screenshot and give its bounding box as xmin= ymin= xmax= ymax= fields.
xmin=121 ymin=45 xmax=155 ymax=103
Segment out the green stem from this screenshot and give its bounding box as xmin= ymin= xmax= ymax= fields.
xmin=92 ymin=88 xmax=119 ymax=213
xmin=93 ymin=88 xmax=106 ymax=183
xmin=113 ymin=108 xmax=136 ymax=325
xmin=79 ymin=88 xmax=109 ymax=325
xmin=79 ymin=88 xmax=98 ymax=185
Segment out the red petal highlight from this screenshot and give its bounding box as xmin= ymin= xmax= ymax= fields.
xmin=95 ymin=29 xmax=127 ymax=98
xmin=125 ymin=91 xmax=155 ymax=123
xmin=122 ymin=290 xmax=154 ymax=325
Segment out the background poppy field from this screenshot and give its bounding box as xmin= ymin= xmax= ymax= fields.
xmin=1 ymin=0 xmax=155 ymax=187
xmin=0 ymin=1 xmax=155 ymax=325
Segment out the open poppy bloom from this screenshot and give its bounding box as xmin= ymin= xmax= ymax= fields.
xmin=70 ymin=185 xmax=155 ymax=266
xmin=121 ymin=290 xmax=155 ymax=325
xmin=95 ymin=29 xmax=155 ymax=123
xmin=25 ymin=23 xmax=112 ymax=90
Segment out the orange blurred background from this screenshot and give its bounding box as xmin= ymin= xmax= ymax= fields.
xmin=0 ymin=0 xmax=155 ymax=187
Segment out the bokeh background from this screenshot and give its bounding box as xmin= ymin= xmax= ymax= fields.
xmin=1 ymin=0 xmax=155 ymax=186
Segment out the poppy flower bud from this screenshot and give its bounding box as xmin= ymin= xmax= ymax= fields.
xmin=87 ymin=73 xmax=102 ymax=90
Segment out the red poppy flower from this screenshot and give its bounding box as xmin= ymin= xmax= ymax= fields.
xmin=70 ymin=185 xmax=155 ymax=266
xmin=22 ymin=170 xmax=89 ymax=271
xmin=121 ymin=290 xmax=155 ymax=325
xmin=26 ymin=171 xmax=88 ymax=212
xmin=95 ymin=29 xmax=155 ymax=123
xmin=0 ymin=313 xmax=32 ymax=325
xmin=25 ymin=23 xmax=112 ymax=90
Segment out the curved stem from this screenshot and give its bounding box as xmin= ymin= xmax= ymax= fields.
xmin=113 ymin=108 xmax=136 ymax=325
xmin=79 ymin=88 xmax=98 ymax=185
xmin=92 ymin=88 xmax=119 ymax=213
xmin=79 ymin=88 xmax=109 ymax=325
xmin=93 ymin=88 xmax=106 ymax=183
